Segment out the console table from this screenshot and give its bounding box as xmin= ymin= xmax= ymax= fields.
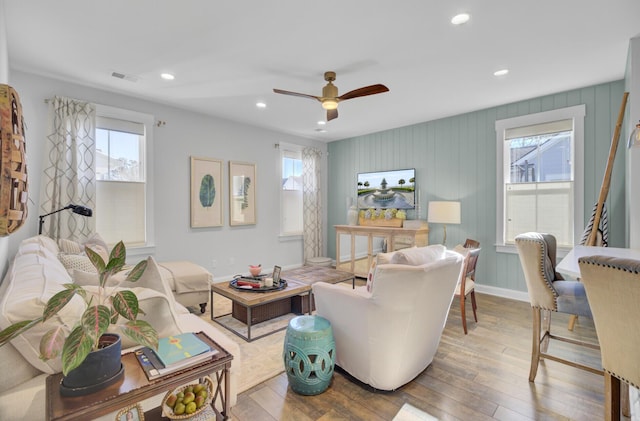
xmin=335 ymin=224 xmax=429 ymax=277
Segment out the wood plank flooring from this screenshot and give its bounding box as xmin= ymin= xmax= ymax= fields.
xmin=230 ymin=291 xmax=620 ymax=420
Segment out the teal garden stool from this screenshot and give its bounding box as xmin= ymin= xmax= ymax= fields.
xmin=283 ymin=315 xmax=335 ymax=395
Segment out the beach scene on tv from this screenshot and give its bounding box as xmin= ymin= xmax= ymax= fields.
xmin=357 ymin=169 xmax=416 ymax=210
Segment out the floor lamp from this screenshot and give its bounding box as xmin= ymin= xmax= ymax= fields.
xmin=427 ymin=201 xmax=460 ymax=246
xmin=38 ymin=204 xmax=93 ymax=235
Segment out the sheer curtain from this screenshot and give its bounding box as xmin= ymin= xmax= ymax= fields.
xmin=40 ymin=96 xmax=96 ymax=241
xmin=302 ymin=147 xmax=322 ymax=262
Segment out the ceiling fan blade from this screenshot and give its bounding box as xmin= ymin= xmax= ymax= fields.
xmin=327 ymin=109 xmax=338 ymax=121
xmin=338 ymin=84 xmax=389 ymax=101
xmin=273 ymin=89 xmax=321 ymax=102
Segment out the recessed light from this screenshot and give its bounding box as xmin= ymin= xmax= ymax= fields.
xmin=317 ymin=121 xmax=326 ymax=125
xmin=494 ymin=69 xmax=509 ymax=76
xmin=160 ymin=73 xmax=175 ymax=80
xmin=256 ymin=102 xmax=267 ymax=108
xmin=451 ymin=13 xmax=470 ymax=25
xmin=315 ymin=128 xmax=327 ymax=133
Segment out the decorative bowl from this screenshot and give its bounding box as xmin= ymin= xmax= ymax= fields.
xmin=249 ymin=265 xmax=262 ymax=277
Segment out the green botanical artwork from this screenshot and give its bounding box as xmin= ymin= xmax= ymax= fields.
xmin=199 ymin=174 xmax=216 ymax=208
xmin=242 ymin=177 xmax=251 ymax=209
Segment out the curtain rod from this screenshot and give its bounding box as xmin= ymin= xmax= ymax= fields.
xmin=44 ymin=97 xmax=167 ymax=127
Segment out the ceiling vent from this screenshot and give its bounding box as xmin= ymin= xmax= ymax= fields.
xmin=111 ymin=71 xmax=139 ymax=83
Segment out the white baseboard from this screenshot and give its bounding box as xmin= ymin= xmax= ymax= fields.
xmin=475 ymin=284 xmax=530 ymax=303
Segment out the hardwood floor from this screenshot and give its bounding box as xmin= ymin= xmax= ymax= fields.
xmin=230 ymin=292 xmax=617 ymax=420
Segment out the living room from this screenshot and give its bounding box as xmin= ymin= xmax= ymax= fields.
xmin=1 ymin=1 xmax=640 ymax=420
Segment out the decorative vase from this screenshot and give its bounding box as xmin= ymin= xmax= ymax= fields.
xmin=60 ymin=333 xmax=124 ymax=396
xmin=347 ymin=205 xmax=358 ymax=225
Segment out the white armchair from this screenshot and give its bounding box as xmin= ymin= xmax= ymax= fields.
xmin=312 ymin=246 xmax=463 ymax=390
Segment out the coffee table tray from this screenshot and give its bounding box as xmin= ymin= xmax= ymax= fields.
xmin=229 ymin=278 xmax=287 ymax=293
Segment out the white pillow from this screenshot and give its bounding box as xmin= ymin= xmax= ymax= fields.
xmin=391 ymin=244 xmax=446 ymax=266
xmin=59 ymin=253 xmax=98 ymax=274
xmin=366 ymin=259 xmax=378 ymax=292
xmin=452 ymin=244 xmax=470 ymax=257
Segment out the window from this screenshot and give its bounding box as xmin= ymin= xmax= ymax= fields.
xmin=95 ymin=105 xmax=154 ymax=250
xmin=280 ymin=144 xmax=303 ymax=236
xmin=496 ymin=105 xmax=585 ymax=251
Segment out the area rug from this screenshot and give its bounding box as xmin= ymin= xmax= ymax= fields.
xmin=199 ymin=294 xmax=293 ymax=393
xmin=392 ymin=403 xmax=438 ymax=421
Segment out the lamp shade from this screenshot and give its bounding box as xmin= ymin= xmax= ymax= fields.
xmin=427 ymin=201 xmax=461 ymax=224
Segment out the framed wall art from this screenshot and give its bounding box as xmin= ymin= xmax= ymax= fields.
xmin=229 ymin=161 xmax=256 ymax=225
xmin=190 ymin=156 xmax=223 ymax=228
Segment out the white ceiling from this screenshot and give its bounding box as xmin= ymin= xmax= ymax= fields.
xmin=5 ymin=1 xmax=640 ymax=142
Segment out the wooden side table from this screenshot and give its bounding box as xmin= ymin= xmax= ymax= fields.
xmin=46 ymin=332 xmax=232 ymax=420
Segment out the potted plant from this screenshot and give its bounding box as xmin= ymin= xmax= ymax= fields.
xmin=0 ymin=241 xmax=158 ymax=395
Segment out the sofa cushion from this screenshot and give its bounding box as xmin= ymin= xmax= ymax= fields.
xmin=20 ymin=235 xmax=60 ymax=256
xmin=0 ymin=249 xmax=85 ymax=374
xmin=391 ymin=244 xmax=446 ymax=266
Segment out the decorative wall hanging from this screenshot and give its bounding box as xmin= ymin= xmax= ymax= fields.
xmin=0 ymin=85 xmax=28 ymax=236
xmin=190 ymin=156 xmax=223 ymax=228
xmin=229 ymin=161 xmax=256 ymax=225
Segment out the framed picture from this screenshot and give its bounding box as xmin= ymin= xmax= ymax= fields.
xmin=116 ymin=403 xmax=144 ymax=421
xmin=229 ymin=161 xmax=256 ymax=225
xmin=272 ymin=265 xmax=281 ymax=284
xmin=191 ymin=156 xmax=223 ymax=228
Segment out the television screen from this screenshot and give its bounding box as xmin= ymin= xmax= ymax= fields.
xmin=357 ymin=168 xmax=415 ymax=209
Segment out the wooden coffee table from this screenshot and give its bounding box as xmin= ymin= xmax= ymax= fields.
xmin=210 ymin=279 xmax=312 ymax=342
xmin=46 ymin=332 xmax=232 ymax=420
xmin=281 ymin=266 xmax=355 ymax=314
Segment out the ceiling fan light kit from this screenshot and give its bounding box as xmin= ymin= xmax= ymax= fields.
xmin=274 ymin=71 xmax=388 ymax=121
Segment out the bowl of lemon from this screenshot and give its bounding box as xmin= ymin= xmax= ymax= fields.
xmin=161 ymin=376 xmax=213 ymax=419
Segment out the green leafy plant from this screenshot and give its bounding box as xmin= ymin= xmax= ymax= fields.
xmin=0 ymin=241 xmax=158 ymax=375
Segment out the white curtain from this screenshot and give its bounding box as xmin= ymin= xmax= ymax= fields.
xmin=40 ymin=96 xmax=96 ymax=241
xmin=302 ymin=147 xmax=322 ymax=261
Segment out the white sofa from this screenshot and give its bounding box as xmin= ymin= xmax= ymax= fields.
xmin=312 ymin=245 xmax=463 ymax=391
xmin=0 ymin=235 xmax=240 ymax=420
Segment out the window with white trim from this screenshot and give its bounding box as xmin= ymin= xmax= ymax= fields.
xmin=496 ymin=105 xmax=585 ymax=250
xmin=95 ymin=105 xmax=154 ymax=248
xmin=280 ymin=144 xmax=303 ymax=236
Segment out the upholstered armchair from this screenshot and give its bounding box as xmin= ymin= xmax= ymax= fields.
xmin=579 ymin=255 xmax=640 ymax=421
xmin=312 ymin=245 xmax=463 ymax=391
xmin=515 ymin=232 xmax=601 ymax=382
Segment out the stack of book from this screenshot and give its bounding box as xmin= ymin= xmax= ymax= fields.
xmin=135 ymin=332 xmax=218 ymax=380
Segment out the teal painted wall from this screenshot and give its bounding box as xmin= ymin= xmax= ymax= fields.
xmin=327 ymin=80 xmax=626 ymax=293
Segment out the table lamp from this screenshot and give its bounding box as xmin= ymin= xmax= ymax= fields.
xmin=427 ymin=201 xmax=460 ymax=245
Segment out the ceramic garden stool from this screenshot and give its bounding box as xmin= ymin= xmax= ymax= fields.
xmin=283 ymin=315 xmax=335 ymax=395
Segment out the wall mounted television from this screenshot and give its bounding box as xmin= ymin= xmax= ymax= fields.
xmin=357 ymin=168 xmax=416 ymax=210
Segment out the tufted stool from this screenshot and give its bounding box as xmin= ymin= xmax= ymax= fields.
xmin=283 ymin=315 xmax=335 ymax=395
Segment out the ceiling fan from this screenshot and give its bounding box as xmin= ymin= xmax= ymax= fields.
xmin=273 ymin=71 xmax=389 ymax=121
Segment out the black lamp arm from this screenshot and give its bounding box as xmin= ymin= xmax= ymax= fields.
xmin=38 ymin=204 xmax=93 ymax=235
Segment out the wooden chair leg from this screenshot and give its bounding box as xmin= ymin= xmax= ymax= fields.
xmin=568 ymin=314 xmax=578 ymax=331
xmin=460 ymin=294 xmax=468 ymax=334
xmin=541 ymin=309 xmax=551 ymax=353
xmin=470 ymin=291 xmax=478 ymax=322
xmin=529 ymin=308 xmax=541 ymax=382
xmin=622 ymin=382 xmax=630 ymax=417
xmin=605 ymin=372 xmax=621 ymax=421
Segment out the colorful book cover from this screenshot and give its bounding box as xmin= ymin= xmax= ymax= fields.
xmin=157 ymin=332 xmax=212 ymax=367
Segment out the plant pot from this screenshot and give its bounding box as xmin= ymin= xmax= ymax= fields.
xmin=60 ymin=333 xmax=125 ymax=396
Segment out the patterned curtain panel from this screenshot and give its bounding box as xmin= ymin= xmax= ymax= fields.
xmin=40 ymin=97 xmax=96 ymax=241
xmin=302 ymin=147 xmax=322 ymax=261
